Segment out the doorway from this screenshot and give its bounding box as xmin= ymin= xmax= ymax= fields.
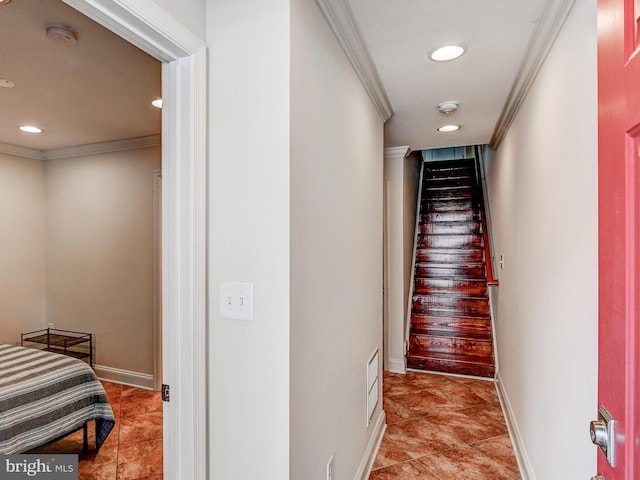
xmin=61 ymin=1 xmax=208 ymax=478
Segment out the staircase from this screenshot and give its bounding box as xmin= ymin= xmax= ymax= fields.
xmin=406 ymin=158 xmax=496 ymax=378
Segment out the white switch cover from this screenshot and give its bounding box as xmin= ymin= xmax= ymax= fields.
xmin=220 ymin=281 xmax=254 ymax=320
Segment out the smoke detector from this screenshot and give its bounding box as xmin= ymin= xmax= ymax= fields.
xmin=46 ymin=26 xmax=78 ymax=46
xmin=438 ymin=101 xmax=459 ymax=115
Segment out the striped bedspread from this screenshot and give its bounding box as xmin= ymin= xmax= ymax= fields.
xmin=0 ymin=343 xmax=115 ymax=454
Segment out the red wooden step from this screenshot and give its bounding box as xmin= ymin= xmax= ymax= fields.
xmin=410 ymin=313 xmax=493 ymax=339
xmin=422 ymin=186 xmax=476 ymax=199
xmin=412 ymin=294 xmax=490 ymax=316
xmin=422 ymin=199 xmax=478 ymax=211
xmin=418 ymin=234 xmax=483 ymax=249
xmin=423 ymin=176 xmax=475 ymax=188
xmin=409 ymin=334 xmax=494 ymax=358
xmin=420 ymin=221 xmax=481 ymax=235
xmin=415 ymin=248 xmax=485 ymax=264
xmin=413 ymin=277 xmax=488 ymax=296
xmin=422 ymin=210 xmax=478 ymax=223
xmin=406 ymin=352 xmax=495 ymax=378
xmin=415 ymin=262 xmax=486 ymax=279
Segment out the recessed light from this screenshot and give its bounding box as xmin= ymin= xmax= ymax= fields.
xmin=428 ymin=44 xmax=467 ymax=62
xmin=0 ymin=79 xmax=15 ymax=88
xmin=151 ymin=98 xmax=163 ymax=109
xmin=0 ymin=0 xmax=12 ymax=5
xmin=437 ymin=125 xmax=460 ymax=133
xmin=19 ymin=125 xmax=43 ymax=134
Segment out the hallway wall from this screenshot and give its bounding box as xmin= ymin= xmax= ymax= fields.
xmin=484 ymin=0 xmax=598 ymax=478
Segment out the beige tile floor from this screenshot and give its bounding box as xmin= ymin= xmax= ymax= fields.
xmin=32 ymin=382 xmax=163 ymax=480
xmin=369 ymin=371 xmax=521 ymax=479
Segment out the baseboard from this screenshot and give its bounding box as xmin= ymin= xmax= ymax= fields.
xmin=386 ymin=357 xmax=406 ymax=374
xmin=495 ymin=373 xmax=535 ymax=480
xmin=94 ymin=364 xmax=156 ymax=390
xmin=354 ymin=410 xmax=386 ymax=480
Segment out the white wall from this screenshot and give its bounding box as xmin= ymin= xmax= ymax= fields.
xmin=290 ymin=1 xmax=384 ymax=479
xmin=45 ymin=147 xmax=160 ymax=375
xmin=208 ymin=0 xmax=291 ymax=478
xmin=485 ymin=0 xmax=598 ymax=478
xmin=383 ymin=148 xmax=421 ymax=373
xmin=0 ymin=154 xmax=46 ymax=344
xmin=152 ymin=0 xmax=206 ymax=41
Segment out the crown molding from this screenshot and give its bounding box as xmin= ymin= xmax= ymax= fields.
xmin=384 ymin=146 xmax=411 ymax=160
xmin=0 ymin=135 xmax=161 ymax=161
xmin=490 ymin=0 xmax=577 ymax=149
xmin=316 ymin=0 xmax=393 ymax=122
xmin=43 ymin=135 xmax=161 ymax=160
xmin=62 ymin=0 xmax=204 ymax=61
xmin=0 ymin=143 xmax=43 ymax=160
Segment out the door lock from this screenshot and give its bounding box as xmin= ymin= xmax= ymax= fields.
xmin=590 ymin=476 xmax=605 ymax=480
xmin=590 ymin=405 xmax=615 ymax=467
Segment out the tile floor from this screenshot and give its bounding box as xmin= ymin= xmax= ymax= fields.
xmin=369 ymin=370 xmax=521 ymax=480
xmin=32 ymin=382 xmax=163 ymax=480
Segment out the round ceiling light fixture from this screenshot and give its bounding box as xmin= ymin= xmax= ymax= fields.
xmin=438 ymin=101 xmax=458 ymax=114
xmin=151 ymin=98 xmax=163 ymax=109
xmin=0 ymin=79 xmax=15 ymax=88
xmin=46 ymin=25 xmax=78 ymax=46
xmin=19 ymin=125 xmax=43 ymax=134
xmin=0 ymin=0 xmax=13 ymax=5
xmin=437 ymin=125 xmax=460 ymax=133
xmin=428 ymin=44 xmax=467 ymax=62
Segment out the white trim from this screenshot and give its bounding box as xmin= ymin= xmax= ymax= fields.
xmin=353 ymin=411 xmax=386 ymax=480
xmin=386 ymin=358 xmax=406 ymax=374
xmin=59 ymin=2 xmax=208 ymax=480
xmin=0 ymin=142 xmax=43 ymax=160
xmin=43 ymin=135 xmax=161 ymax=160
xmin=316 ymin=0 xmax=393 ymax=121
xmin=495 ymin=373 xmax=535 ymax=480
xmin=152 ymin=170 xmax=162 ymax=392
xmin=94 ymin=364 xmax=155 ymax=390
xmin=488 ymin=285 xmax=500 ymax=373
xmin=383 ymin=146 xmax=411 ymax=160
xmin=0 ymin=135 xmax=162 ymax=161
xmin=405 ymin=160 xmax=424 ymax=348
xmin=62 ymin=0 xmax=203 ymax=62
xmin=490 ymin=0 xmax=577 ymax=148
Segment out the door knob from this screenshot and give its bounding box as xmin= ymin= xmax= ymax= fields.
xmin=590 ymin=405 xmax=615 ymax=467
xmin=590 ymin=476 xmax=605 ymax=480
xmin=590 ymin=420 xmax=608 ymax=447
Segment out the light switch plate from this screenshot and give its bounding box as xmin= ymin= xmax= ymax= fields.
xmin=220 ymin=281 xmax=254 ymax=320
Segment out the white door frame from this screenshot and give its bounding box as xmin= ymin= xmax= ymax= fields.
xmin=62 ymin=2 xmax=208 ymax=479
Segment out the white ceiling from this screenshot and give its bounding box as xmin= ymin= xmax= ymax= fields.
xmin=2 ymin=0 xmax=556 ymax=154
xmin=0 ymin=0 xmax=160 ymax=152
xmin=348 ymin=0 xmax=549 ymax=150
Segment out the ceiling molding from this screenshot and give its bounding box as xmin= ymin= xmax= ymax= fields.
xmin=62 ymin=0 xmax=204 ymax=62
xmin=316 ymin=0 xmax=394 ymax=121
xmin=0 ymin=135 xmax=161 ymax=161
xmin=384 ymin=146 xmax=411 ymax=159
xmin=0 ymin=143 xmax=43 ymax=160
xmin=490 ymin=0 xmax=577 ymax=149
xmin=43 ymin=135 xmax=161 ymax=160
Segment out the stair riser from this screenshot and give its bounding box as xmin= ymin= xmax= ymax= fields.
xmin=409 ymin=336 xmax=493 ymax=357
xmin=418 ymin=235 xmax=483 ymax=249
xmin=413 ymin=278 xmax=488 ymax=296
xmin=423 ymin=177 xmax=475 ymax=189
xmin=416 ymin=249 xmax=484 ymax=264
xmin=410 ymin=323 xmax=492 ymax=340
xmin=412 ymin=296 xmax=490 ymax=315
xmin=415 ymin=264 xmax=486 ymax=279
xmin=406 ymin=356 xmax=495 ymax=378
xmin=422 ymin=211 xmax=478 ymax=222
xmin=419 ymin=222 xmax=481 ymax=235
xmin=422 ymin=188 xmax=476 ymax=200
xmin=422 ymin=200 xmax=478 ymax=212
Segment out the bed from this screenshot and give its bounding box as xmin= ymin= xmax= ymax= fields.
xmin=0 ymin=343 xmax=115 ymax=454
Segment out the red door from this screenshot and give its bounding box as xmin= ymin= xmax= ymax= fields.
xmin=597 ymin=0 xmax=640 ymax=478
